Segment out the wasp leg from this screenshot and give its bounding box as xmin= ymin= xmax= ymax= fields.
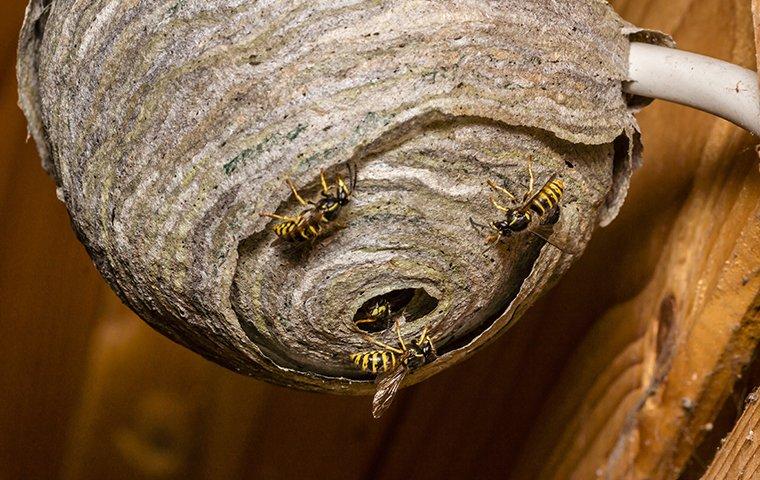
xmin=525 ymin=161 xmax=535 ymax=200
xmin=393 ymin=318 xmax=407 ymax=351
xmin=489 ymin=196 xmax=511 ymax=213
xmin=320 ymin=169 xmax=331 ymax=195
xmin=361 ymin=333 xmax=404 ymax=354
xmin=487 ymin=179 xmax=516 ymax=200
xmin=259 ymin=212 xmax=301 ymax=222
xmin=417 ymin=325 xmax=429 ymax=345
xmin=349 ymin=163 xmax=358 ymax=193
xmin=355 ymin=318 xmax=378 ymax=326
xmin=285 ymin=179 xmax=310 ymax=206
xmin=481 ymin=233 xmax=501 ymax=254
xmin=427 ymin=337 xmax=438 ymax=357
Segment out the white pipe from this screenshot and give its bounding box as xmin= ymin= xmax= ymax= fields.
xmin=625 ymin=42 xmax=760 ymax=137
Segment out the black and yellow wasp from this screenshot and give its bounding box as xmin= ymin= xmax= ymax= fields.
xmin=470 ymin=163 xmax=577 ymax=254
xmin=260 ymin=164 xmax=357 ymax=243
xmin=354 ymin=299 xmax=392 ymax=332
xmin=350 ymin=316 xmax=437 ymax=418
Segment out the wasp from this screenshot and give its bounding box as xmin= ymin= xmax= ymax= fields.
xmin=354 ymin=299 xmax=392 ymax=332
xmin=350 ymin=316 xmax=437 ymax=418
xmin=470 ymin=164 xmax=577 ymax=254
xmin=259 ymin=164 xmax=357 ymax=242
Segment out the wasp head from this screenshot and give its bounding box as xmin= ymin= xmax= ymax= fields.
xmin=369 ymin=300 xmax=390 ymax=319
xmin=495 ymin=210 xmax=530 ymax=233
xmin=491 ymin=220 xmax=511 ymax=237
xmin=335 ymin=176 xmax=352 ymax=205
xmin=408 ymin=332 xmax=436 ymax=369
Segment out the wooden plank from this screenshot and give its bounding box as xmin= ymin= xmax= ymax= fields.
xmin=701 ymin=388 xmax=760 ymax=480
xmin=755 ymin=0 xmax=760 ymax=72
xmin=510 ymin=1 xmax=760 ymax=479
xmin=61 ymin=305 xmax=229 ymax=480
xmin=61 ymin=298 xmax=397 ymax=480
xmin=232 ymin=384 xmax=394 ymax=479
xmin=0 ymin=2 xmax=109 ymax=479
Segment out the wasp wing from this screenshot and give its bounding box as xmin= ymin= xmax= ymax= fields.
xmin=372 ymin=363 xmax=408 ymax=419
xmin=528 ymin=221 xmax=581 ymax=255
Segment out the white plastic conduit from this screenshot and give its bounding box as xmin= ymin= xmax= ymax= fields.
xmin=625 ymin=42 xmax=760 ymax=137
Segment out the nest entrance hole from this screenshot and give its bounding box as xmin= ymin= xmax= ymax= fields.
xmin=353 ymin=288 xmax=439 ymax=333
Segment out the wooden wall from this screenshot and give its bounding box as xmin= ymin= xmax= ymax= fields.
xmin=1 ymin=1 xmax=758 ymax=479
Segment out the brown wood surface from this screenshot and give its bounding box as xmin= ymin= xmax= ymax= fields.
xmin=1 ymin=1 xmax=758 ymax=479
xmin=512 ymin=1 xmax=760 ymax=479
xmin=701 ymin=388 xmax=760 ymax=480
xmin=0 ymin=2 xmax=109 ymax=480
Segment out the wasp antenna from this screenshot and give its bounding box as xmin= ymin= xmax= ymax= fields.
xmin=469 ymin=217 xmax=488 ymax=234
xmin=349 ymin=162 xmax=358 ymax=193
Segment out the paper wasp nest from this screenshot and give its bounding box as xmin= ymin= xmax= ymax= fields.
xmin=18 ymin=0 xmax=671 ymax=392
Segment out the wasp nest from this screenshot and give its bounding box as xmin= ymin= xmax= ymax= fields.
xmin=18 ymin=0 xmax=671 ymax=392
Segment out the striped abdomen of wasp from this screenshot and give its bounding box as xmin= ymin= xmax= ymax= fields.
xmin=259 ymin=164 xmax=357 ymax=242
xmin=350 ymin=316 xmax=437 ymax=418
xmin=349 ymin=348 xmax=399 ymax=375
xmin=354 ymin=299 xmax=392 ymax=332
xmin=267 ymin=210 xmax=326 ymax=243
xmin=470 ymin=164 xmax=576 ymax=254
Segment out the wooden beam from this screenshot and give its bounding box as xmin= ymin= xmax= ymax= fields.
xmin=702 ymin=388 xmax=760 ymax=480
xmin=511 ymin=1 xmax=760 ymax=478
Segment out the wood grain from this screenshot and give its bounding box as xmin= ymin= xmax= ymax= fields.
xmin=755 ymin=0 xmax=760 ymax=69
xmin=702 ymin=389 xmax=760 ymax=480
xmin=511 ymin=1 xmax=760 ymax=479
xmin=0 ymin=2 xmax=108 ymax=479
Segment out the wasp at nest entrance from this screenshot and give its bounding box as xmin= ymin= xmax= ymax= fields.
xmin=352 ymin=288 xmax=439 ymax=333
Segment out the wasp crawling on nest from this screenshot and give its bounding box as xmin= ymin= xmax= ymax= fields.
xmin=350 ymin=316 xmax=437 ymax=418
xmin=470 ymin=163 xmax=578 ymax=254
xmin=260 ymin=164 xmax=357 ymax=243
